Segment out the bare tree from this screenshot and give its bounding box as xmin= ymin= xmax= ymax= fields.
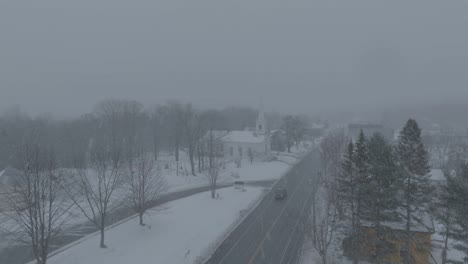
xmin=196 ymin=114 xmax=208 ymax=173
xmin=205 ymin=113 xmax=223 ymax=199
xmin=165 ymin=101 xmax=184 ymax=176
xmin=319 ymin=131 xmax=347 ymax=218
xmin=319 ymin=131 xmax=347 ymax=178
xmin=207 ymin=157 xmax=223 ymax=199
xmin=425 ymin=130 xmax=456 ymax=169
xmin=1 ymin=136 xmax=72 ymax=264
xmin=65 ymin=138 xmax=124 ymax=248
xmin=248 ymin=147 xmax=254 ymax=164
xmin=283 ymin=115 xmax=307 ymax=153
xmin=121 ymin=101 xmax=144 ymax=171
xmin=182 ymin=103 xmax=200 ymax=176
xmin=151 ymin=106 xmax=164 ymax=161
xmin=283 ymin=115 xmax=296 ymax=153
xmin=309 ymin=185 xmax=338 ymax=264
xmin=127 ymin=149 xmax=167 ymax=225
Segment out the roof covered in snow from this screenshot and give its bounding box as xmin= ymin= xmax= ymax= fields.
xmin=222 ymin=131 xmax=267 ymax=144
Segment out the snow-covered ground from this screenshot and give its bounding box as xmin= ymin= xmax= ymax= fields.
xmin=158 ymin=146 xmax=310 ymax=191
xmin=431 ymin=222 xmax=467 ymax=263
xmin=162 ymin=157 xmax=292 ymax=192
xmin=1 ymin=146 xmax=313 ymax=259
xmin=45 ymin=186 xmax=265 ymax=264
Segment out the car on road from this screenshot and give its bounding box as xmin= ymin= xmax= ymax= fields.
xmin=274 ymin=188 xmax=287 ymax=200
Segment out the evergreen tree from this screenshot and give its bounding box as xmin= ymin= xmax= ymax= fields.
xmin=340 ymin=141 xmax=361 ymax=264
xmin=397 ymin=119 xmax=431 ymax=263
xmin=366 ymin=133 xmax=401 ymax=262
xmin=340 ymin=141 xmax=356 ymax=229
xmin=354 ymin=130 xmax=370 ymax=228
xmin=349 ymin=130 xmax=371 ymax=263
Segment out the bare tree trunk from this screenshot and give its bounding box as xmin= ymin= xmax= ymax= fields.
xmin=197 ymin=143 xmax=202 ymax=173
xmin=189 ymin=146 xmax=196 ymax=176
xmin=153 ymin=133 xmax=158 ymax=161
xmin=100 ymin=225 xmax=106 ymax=248
xmin=175 ymin=144 xmax=179 ymax=176
xmin=312 ymin=195 xmax=317 ymax=245
xmin=139 ymin=212 xmax=144 ymax=226
xmin=201 ymin=145 xmax=205 ymax=171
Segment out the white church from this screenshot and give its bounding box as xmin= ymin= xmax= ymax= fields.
xmin=217 ymin=110 xmax=271 ymax=160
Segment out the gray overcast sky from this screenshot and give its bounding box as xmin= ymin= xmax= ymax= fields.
xmin=1 ymin=0 xmax=468 ymax=116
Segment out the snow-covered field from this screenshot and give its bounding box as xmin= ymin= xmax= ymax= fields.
xmin=45 ymin=186 xmax=265 ymax=264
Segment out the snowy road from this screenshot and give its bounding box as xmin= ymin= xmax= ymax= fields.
xmin=204 ymin=150 xmax=320 ymax=264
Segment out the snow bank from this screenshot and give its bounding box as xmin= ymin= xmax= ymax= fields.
xmin=46 ymin=187 xmax=264 ymax=264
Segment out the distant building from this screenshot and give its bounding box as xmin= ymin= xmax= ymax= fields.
xmin=205 ymin=109 xmax=271 ymax=161
xmin=347 ymin=123 xmax=393 ymax=141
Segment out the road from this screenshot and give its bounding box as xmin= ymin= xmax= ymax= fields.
xmin=0 ymin=180 xmax=276 ymax=264
xmin=205 ymin=150 xmax=320 ymax=264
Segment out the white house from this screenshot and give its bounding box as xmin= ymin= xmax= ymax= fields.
xmin=211 ymin=110 xmax=270 ymax=160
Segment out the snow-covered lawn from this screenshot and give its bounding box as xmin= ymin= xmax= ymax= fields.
xmin=159 ymin=151 xmax=296 ymax=191
xmin=155 ymin=159 xmax=292 ymax=195
xmin=46 ymin=186 xmax=265 ymax=264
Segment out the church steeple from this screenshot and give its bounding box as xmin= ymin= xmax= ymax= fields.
xmin=256 ymin=107 xmax=267 ymax=135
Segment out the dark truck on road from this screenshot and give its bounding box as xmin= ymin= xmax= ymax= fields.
xmin=274 ymin=188 xmax=287 ymax=200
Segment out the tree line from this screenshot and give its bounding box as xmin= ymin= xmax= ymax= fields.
xmin=0 ymin=99 xmax=311 ymax=264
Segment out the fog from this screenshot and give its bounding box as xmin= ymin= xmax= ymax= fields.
xmin=1 ymin=0 xmax=468 ymax=116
